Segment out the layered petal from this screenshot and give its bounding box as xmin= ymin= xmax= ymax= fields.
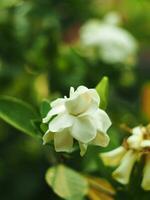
xmin=50 ymin=98 xmax=65 ymax=108
xmin=71 ymin=116 xmax=96 ymax=143
xmin=43 ymin=98 xmax=65 ymax=123
xmin=88 ymin=89 xmax=100 ymax=106
xmin=48 ymin=113 xmax=74 ymax=132
xmin=65 ymin=92 xmax=93 ymax=116
xmin=54 ymin=129 xmax=73 ymax=152
xmin=66 ymin=86 xmax=100 ymax=116
xmin=95 ymin=109 xmax=112 ymax=133
xmin=91 ymin=131 xmax=110 ymax=147
xmin=75 ymin=85 xmax=88 ymax=94
xmin=76 ymin=86 xmax=100 ymax=105
xmin=112 ymin=150 xmax=138 ymax=185
xmin=100 ymin=146 xmax=126 ymax=167
xmin=141 ymin=156 xmax=150 ymax=190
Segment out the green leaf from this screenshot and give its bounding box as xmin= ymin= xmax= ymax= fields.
xmin=45 ymin=165 xmax=88 ymax=200
xmin=40 ymin=123 xmax=48 ymax=133
xmin=96 ymin=76 xmax=109 ymax=110
xmin=40 ymin=99 xmax=50 ymax=118
xmin=0 ymin=96 xmax=42 ymax=138
xmin=31 ymin=119 xmax=44 ymax=136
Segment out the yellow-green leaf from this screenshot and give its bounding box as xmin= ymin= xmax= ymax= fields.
xmin=96 ymin=76 xmax=109 ymax=110
xmin=45 ymin=164 xmax=88 ymax=200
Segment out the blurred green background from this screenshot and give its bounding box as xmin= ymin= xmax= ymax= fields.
xmin=0 ymin=0 xmax=150 ymax=199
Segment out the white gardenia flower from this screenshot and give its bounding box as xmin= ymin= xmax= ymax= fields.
xmin=80 ymin=13 xmax=138 ymax=65
xmin=100 ymin=125 xmax=150 ymax=190
xmin=43 ymin=86 xmax=111 ymax=156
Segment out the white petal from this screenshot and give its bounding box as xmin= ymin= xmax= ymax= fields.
xmin=50 ymin=98 xmax=65 ymax=107
xmin=66 ymin=87 xmax=100 ymax=116
xmin=127 ymin=134 xmax=143 ymax=150
xmin=112 ymin=150 xmax=138 ymax=184
xmin=76 ymin=86 xmax=100 ymax=106
xmin=54 ymin=129 xmax=73 ymax=152
xmin=71 ymin=116 xmax=96 ymax=143
xmin=48 ymin=113 xmax=74 ymax=132
xmin=43 ymin=98 xmax=66 ymax=123
xmin=43 ymin=130 xmax=54 ymax=144
xmin=69 ymin=87 xmax=75 ymax=96
xmin=141 ymin=156 xmax=150 ymax=190
xmin=65 ymin=92 xmax=92 ymax=115
xmin=43 ymin=105 xmax=65 ymax=123
xmin=100 ymin=146 xmax=126 ymax=166
xmin=91 ymin=131 xmax=110 ymax=147
xmin=87 ymin=89 xmax=100 ymax=106
xmin=95 ymin=109 xmax=112 ymax=132
xmin=79 ymin=142 xmax=88 ymax=156
xmin=76 ymin=85 xmax=88 ymax=94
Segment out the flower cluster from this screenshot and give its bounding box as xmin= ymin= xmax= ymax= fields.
xmin=43 ymin=86 xmax=111 ymax=156
xmin=100 ymin=125 xmax=150 ymax=190
xmin=80 ymin=13 xmax=138 ymax=65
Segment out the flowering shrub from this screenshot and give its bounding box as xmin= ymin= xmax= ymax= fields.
xmin=0 ymin=1 xmax=150 ymax=199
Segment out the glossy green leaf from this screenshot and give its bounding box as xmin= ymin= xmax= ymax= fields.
xmin=45 ymin=164 xmax=88 ymax=200
xmin=0 ymin=96 xmax=41 ymax=138
xmin=40 ymin=99 xmax=51 ymax=118
xmin=96 ymin=76 xmax=109 ymax=110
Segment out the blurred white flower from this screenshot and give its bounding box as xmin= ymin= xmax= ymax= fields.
xmin=100 ymin=125 xmax=150 ymax=190
xmin=80 ymin=13 xmax=138 ymax=65
xmin=43 ymin=86 xmax=111 ymax=156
